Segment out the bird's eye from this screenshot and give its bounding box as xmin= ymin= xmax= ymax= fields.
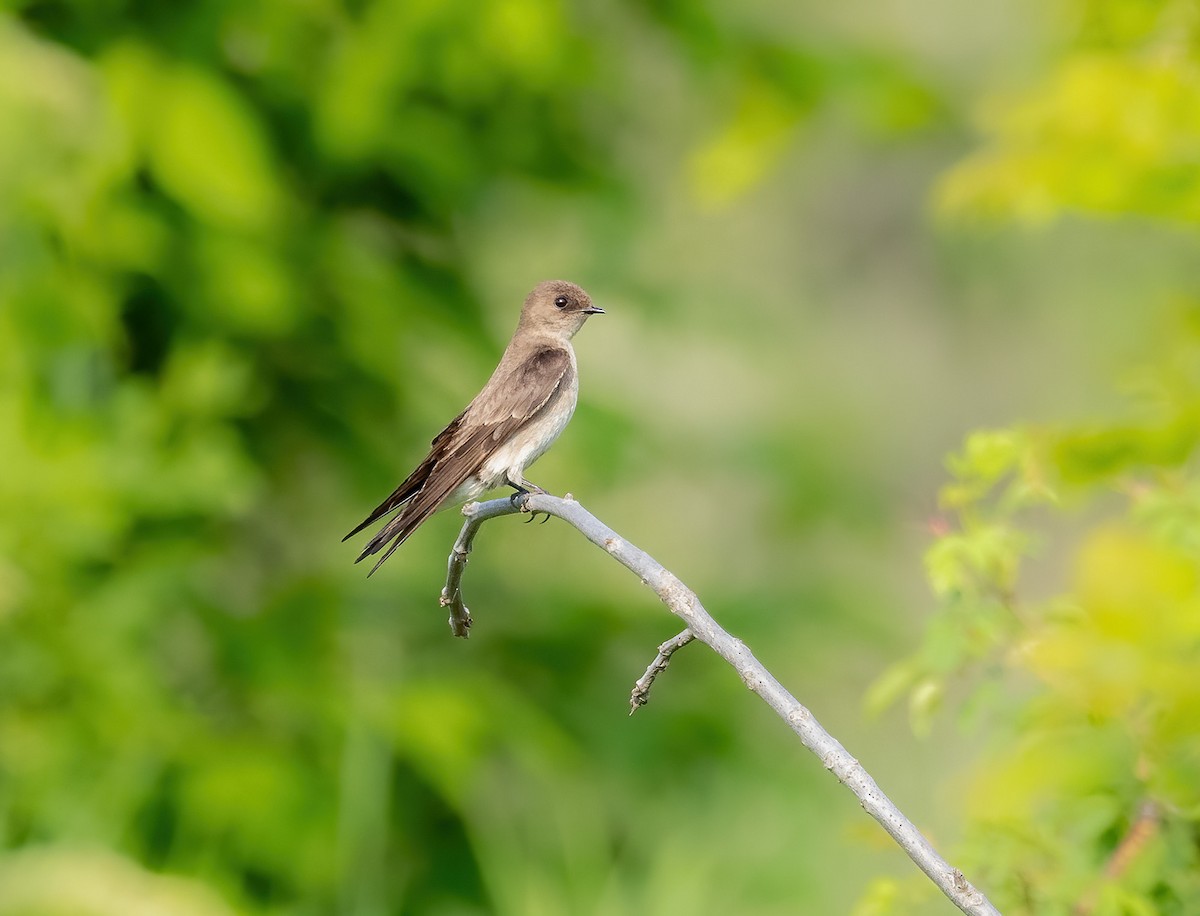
xmin=554 ymin=296 xmax=569 ymax=309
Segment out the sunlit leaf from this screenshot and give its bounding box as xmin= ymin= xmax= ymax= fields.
xmin=149 ymin=66 xmax=282 ymax=229
xmin=688 ymin=84 xmax=802 ymax=209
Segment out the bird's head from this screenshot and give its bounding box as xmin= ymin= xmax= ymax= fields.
xmin=518 ymin=280 xmax=604 ymax=340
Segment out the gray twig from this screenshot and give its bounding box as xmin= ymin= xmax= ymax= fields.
xmin=629 ymin=629 xmax=695 ymax=715
xmin=439 ymin=496 xmax=523 ymax=636
xmin=442 ymin=493 xmax=1001 ymax=916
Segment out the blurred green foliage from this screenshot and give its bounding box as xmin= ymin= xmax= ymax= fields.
xmin=939 ymin=0 xmax=1200 ymax=224
xmin=872 ymin=325 xmax=1200 ymax=913
xmin=3 ymin=0 xmax=1199 ymax=913
xmin=868 ymin=1 xmax=1200 ymax=912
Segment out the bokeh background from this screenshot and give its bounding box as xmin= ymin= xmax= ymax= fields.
xmin=3 ymin=0 xmax=1200 ymax=913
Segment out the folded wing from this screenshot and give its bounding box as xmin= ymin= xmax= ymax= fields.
xmin=348 ymin=347 xmax=573 ymax=575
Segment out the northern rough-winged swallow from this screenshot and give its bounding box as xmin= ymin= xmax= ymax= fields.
xmin=345 ymin=280 xmax=604 ymax=574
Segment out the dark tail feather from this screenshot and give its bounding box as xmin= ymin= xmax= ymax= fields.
xmin=355 ymin=459 xmax=470 ymax=575
xmin=356 ymin=498 xmax=444 ymax=576
xmin=348 ymin=413 xmax=476 ymax=574
xmin=343 ymin=456 xmax=437 ymax=542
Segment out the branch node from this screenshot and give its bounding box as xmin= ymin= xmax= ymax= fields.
xmin=787 ymin=707 xmax=811 ymax=726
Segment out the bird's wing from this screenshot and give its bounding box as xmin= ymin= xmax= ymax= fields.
xmin=352 ymin=347 xmax=573 ymax=574
xmin=457 ymin=345 xmax=573 ymax=434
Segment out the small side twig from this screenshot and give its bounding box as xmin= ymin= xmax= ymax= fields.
xmin=629 ymin=629 xmax=695 ymax=715
xmin=439 ymin=498 xmax=521 ymax=637
xmin=439 ymin=493 xmax=1001 ymax=916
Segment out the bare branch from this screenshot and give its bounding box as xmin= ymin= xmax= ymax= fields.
xmin=629 ymin=629 xmax=695 ymax=715
xmin=439 ymin=497 xmax=521 ymax=637
xmin=443 ymin=493 xmax=1001 ymax=916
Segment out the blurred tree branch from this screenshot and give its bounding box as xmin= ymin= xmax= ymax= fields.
xmin=440 ymin=493 xmax=1000 ymax=916
xmin=1073 ymin=798 xmax=1162 ymax=916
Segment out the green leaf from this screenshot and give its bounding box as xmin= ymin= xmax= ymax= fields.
xmin=149 ymin=66 xmax=282 ymax=229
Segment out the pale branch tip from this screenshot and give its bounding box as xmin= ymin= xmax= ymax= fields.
xmin=629 ymin=628 xmax=696 ymax=715
xmin=440 ymin=493 xmax=1001 ymax=916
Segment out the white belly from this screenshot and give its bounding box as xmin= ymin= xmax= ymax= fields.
xmin=480 ymin=397 xmax=576 ymax=482
xmin=450 ymin=370 xmax=579 ymax=502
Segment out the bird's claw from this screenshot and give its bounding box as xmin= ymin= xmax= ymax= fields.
xmin=524 ymin=510 xmax=552 ymax=524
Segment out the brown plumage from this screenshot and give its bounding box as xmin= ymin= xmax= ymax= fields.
xmin=345 ymin=280 xmax=604 ymax=575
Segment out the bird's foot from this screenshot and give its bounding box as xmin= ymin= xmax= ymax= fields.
xmin=509 ymin=484 xmax=551 ymax=523
xmin=508 ymin=481 xmax=547 ymax=513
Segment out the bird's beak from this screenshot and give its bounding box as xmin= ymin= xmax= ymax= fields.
xmin=583 ymin=305 xmax=605 ymax=315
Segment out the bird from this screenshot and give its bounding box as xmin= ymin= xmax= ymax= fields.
xmin=344 ymin=280 xmax=604 ymax=575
